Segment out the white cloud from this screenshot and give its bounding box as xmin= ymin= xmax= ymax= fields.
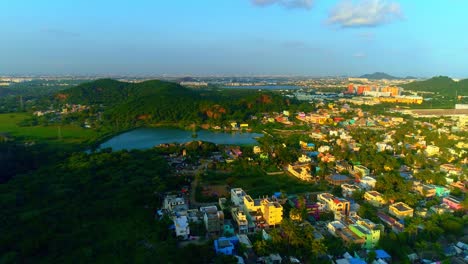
xmin=251 ymin=0 xmax=314 ymax=9
xmin=328 ymin=0 xmax=402 ymax=28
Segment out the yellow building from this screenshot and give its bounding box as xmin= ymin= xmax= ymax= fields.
xmin=364 ymin=191 xmax=386 ymax=207
xmin=243 ymin=195 xmax=262 ymax=213
xmin=412 ymin=182 xmax=436 ymax=198
xmin=261 ymin=198 xmax=283 ymax=226
xmin=287 ymin=164 xmax=314 ymax=182
xmin=389 ymin=202 xmax=414 ymax=219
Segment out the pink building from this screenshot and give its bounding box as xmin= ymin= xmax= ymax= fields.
xmin=443 ymin=196 xmax=463 ymax=210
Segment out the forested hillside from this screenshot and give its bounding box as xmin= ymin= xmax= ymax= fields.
xmin=403 ymin=76 xmax=468 ymax=96
xmin=54 ymin=79 xmax=291 ymax=128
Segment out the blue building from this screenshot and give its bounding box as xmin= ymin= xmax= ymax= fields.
xmin=214 ymin=236 xmax=239 ymax=255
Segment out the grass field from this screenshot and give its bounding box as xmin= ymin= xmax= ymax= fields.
xmin=0 ymin=113 xmax=99 ymax=144
xmin=201 ymin=166 xmax=328 ymax=197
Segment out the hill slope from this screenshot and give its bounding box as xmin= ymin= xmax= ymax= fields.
xmin=54 ymin=79 xmax=290 ymax=128
xmin=402 ymin=76 xmax=468 ymax=96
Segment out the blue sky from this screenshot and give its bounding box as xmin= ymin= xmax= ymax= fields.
xmin=1 ymin=0 xmax=467 ymax=77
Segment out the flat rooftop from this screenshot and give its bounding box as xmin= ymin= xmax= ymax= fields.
xmin=391 ymin=202 xmax=413 ymax=212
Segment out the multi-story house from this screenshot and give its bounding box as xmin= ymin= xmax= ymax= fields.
xmin=341 ymin=184 xmax=361 ymax=198
xmin=287 ymin=164 xmax=314 ymax=182
xmin=388 ymin=202 xmax=414 ymax=219
xmin=364 ymin=191 xmax=386 ymax=207
xmin=260 ymin=198 xmax=283 ymax=226
xmin=173 ymin=215 xmax=190 ymax=240
xmin=231 ymin=188 xmax=247 ymax=207
xmin=412 ymin=182 xmax=436 ymax=198
xmin=359 ymin=176 xmax=377 ymax=190
xmin=231 ymin=207 xmax=248 ymax=234
xmin=163 ymin=195 xmax=188 ymax=213
xmin=200 ymin=206 xmax=224 ymax=234
xmin=353 ymin=165 xmax=370 ymax=177
xmin=443 ymin=196 xmax=463 ymax=210
xmin=317 ymin=193 xmax=350 ymax=216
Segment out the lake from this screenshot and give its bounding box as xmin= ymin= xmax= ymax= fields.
xmin=98 ymin=128 xmax=263 ymax=150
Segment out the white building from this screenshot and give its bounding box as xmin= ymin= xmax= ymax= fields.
xmin=163 ymin=195 xmax=188 ymax=213
xmin=174 ymin=215 xmax=190 ymax=239
xmin=360 ymin=176 xmax=377 ymax=190
xmin=231 ymin=188 xmax=247 ymax=207
xmin=327 ymin=221 xmax=345 ymax=236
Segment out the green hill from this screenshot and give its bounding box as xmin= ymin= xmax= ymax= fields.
xmin=402 ymin=76 xmax=468 ymax=96
xmin=54 ymin=79 xmax=290 ymax=128
xmin=359 ymin=72 xmax=399 ymax=80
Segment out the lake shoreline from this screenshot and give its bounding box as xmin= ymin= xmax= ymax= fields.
xmin=96 ymin=127 xmax=263 ymax=151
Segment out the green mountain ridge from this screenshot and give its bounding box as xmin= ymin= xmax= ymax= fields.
xmin=402 ymin=76 xmax=468 ymax=96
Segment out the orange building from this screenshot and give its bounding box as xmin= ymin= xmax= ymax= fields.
xmin=381 ymin=86 xmax=400 ymax=97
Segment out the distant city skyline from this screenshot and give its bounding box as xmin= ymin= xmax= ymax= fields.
xmin=1 ymin=0 xmax=467 ymax=78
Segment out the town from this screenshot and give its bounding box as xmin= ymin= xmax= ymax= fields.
xmin=150 ymin=87 xmax=467 ymax=264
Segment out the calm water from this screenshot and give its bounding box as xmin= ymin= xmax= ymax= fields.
xmin=99 ymin=128 xmax=263 ymax=150
xmin=221 ymin=85 xmax=302 ymax=90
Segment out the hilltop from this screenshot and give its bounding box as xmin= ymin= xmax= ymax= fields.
xmin=402 ymin=76 xmax=468 ymax=96
xmin=359 ymin=72 xmax=400 ymax=80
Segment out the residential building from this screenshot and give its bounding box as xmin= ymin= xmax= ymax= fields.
xmin=412 ymin=182 xmax=436 ymax=197
xmin=389 ymin=202 xmax=414 ymax=219
xmin=243 ymin=195 xmax=262 ymax=213
xmin=377 ymin=212 xmax=404 ymax=233
xmin=260 ymin=198 xmax=283 ymax=226
xmin=326 ymin=174 xmax=351 ymax=186
xmin=341 ymin=184 xmax=361 ymax=198
xmin=231 ymin=188 xmax=247 ymax=207
xmin=163 ymin=195 xmax=188 ymax=213
xmin=231 ymin=207 xmax=248 ymax=234
xmin=364 ymin=191 xmax=386 ymax=207
xmin=443 ymin=196 xmax=463 ymax=210
xmin=214 ymin=236 xmax=238 ymax=255
xmin=200 ymin=206 xmax=224 ymax=234
xmin=173 ymin=215 xmax=190 ymax=239
xmin=287 ymin=164 xmax=314 ymax=182
xmin=433 ymin=185 xmax=450 ymax=197
xmin=440 ymin=164 xmax=462 ymax=175
xmin=359 ymin=176 xmax=377 ymax=190
xmin=253 ymin=146 xmax=262 ymax=154
xmin=298 ymin=154 xmax=312 ymax=163
xmin=336 ymin=227 xmax=365 ymax=246
xmin=327 ymin=221 xmax=345 ymax=236
xmin=348 ymin=221 xmax=381 ymax=249
xmin=317 ymin=193 xmax=350 ymax=216
xmin=425 ymin=145 xmax=440 ymax=156
xmin=353 ymin=165 xmax=370 ymax=177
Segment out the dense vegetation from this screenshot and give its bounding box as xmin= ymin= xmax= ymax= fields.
xmin=0 ymin=149 xmax=230 ymax=263
xmin=0 ymin=80 xmax=87 ymax=113
xmin=55 ymin=79 xmax=292 ymax=129
xmin=403 ymin=76 xmax=468 ymax=97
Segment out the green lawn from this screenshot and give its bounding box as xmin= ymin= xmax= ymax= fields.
xmin=0 ymin=113 xmax=98 ymax=144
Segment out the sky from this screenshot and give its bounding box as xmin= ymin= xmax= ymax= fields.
xmin=1 ymin=0 xmax=467 ymax=77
